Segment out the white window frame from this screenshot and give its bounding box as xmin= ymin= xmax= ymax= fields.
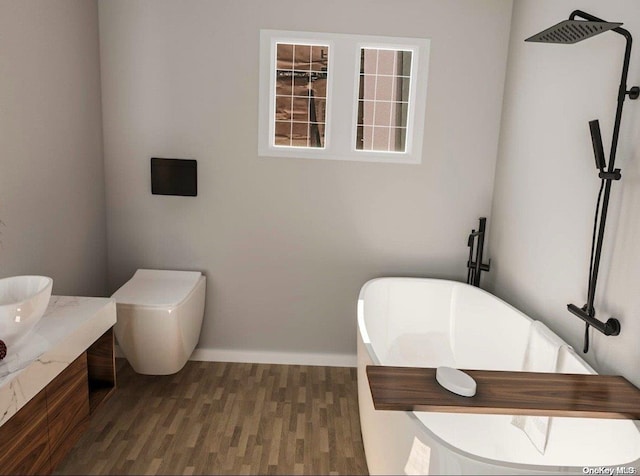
xmin=258 ymin=30 xmax=430 ymax=164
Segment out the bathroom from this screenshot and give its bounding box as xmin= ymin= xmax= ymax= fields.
xmin=1 ymin=0 xmax=639 ymax=474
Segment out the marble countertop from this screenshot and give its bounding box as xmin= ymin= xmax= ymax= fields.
xmin=0 ymin=296 xmax=116 ymax=427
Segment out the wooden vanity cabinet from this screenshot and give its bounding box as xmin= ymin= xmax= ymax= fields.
xmin=0 ymin=328 xmax=115 ymax=475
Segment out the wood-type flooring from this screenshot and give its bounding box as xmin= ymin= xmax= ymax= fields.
xmin=55 ymin=359 xmax=369 ymax=475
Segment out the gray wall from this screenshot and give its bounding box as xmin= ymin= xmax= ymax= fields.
xmin=0 ymin=0 xmax=107 ymax=296
xmin=488 ymin=0 xmax=640 ymax=386
xmin=99 ymin=0 xmax=513 ymax=360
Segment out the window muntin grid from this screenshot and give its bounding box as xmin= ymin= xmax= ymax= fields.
xmin=356 ymin=48 xmax=412 ymax=152
xmin=274 ymin=43 xmax=329 ymax=148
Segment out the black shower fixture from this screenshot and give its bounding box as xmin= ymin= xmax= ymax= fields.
xmin=525 ymin=20 xmax=622 ymax=44
xmin=466 ymin=217 xmax=490 ymax=288
xmin=526 ymin=10 xmax=639 ymax=353
xmin=588 ymin=120 xmax=606 ymax=171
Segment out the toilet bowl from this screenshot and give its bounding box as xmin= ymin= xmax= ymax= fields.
xmin=112 ymin=269 xmax=206 ymax=375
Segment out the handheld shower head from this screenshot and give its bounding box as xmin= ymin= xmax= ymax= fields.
xmin=589 ymin=120 xmax=606 ymax=171
xmin=525 ymin=20 xmax=622 ymax=44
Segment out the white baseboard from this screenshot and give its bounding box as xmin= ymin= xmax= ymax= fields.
xmin=191 ymin=348 xmax=356 ymax=368
xmin=114 ymin=344 xmax=356 ymax=368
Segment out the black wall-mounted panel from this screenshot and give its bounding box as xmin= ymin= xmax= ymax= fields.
xmin=151 ymin=158 xmax=197 ymax=196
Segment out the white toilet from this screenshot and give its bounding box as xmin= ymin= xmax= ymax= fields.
xmin=112 ymin=269 xmax=206 ymax=375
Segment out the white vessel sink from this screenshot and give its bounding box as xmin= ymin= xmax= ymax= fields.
xmin=0 ymin=276 xmax=53 ymax=350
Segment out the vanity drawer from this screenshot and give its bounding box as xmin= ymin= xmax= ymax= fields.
xmin=0 ymin=387 xmax=51 ymax=475
xmin=46 ymin=353 xmax=90 ymax=471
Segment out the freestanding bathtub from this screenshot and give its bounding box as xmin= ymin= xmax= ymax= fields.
xmin=357 ymin=278 xmax=640 ymax=475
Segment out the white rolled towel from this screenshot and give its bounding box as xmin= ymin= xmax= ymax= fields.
xmin=512 ymin=320 xmax=569 ymax=454
xmin=404 ymin=437 xmax=432 ymax=475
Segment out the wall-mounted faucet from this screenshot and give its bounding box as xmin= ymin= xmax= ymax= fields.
xmin=466 ymin=217 xmax=490 ymax=287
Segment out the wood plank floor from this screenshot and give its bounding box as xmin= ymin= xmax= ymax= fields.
xmin=55 ymin=359 xmax=369 ymax=475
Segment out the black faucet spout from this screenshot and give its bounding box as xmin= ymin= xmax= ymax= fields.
xmin=466 ymin=217 xmax=491 ymax=287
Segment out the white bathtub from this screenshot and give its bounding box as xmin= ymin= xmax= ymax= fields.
xmin=357 ymin=278 xmax=640 ymax=475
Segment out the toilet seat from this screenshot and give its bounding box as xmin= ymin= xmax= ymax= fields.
xmin=112 ymin=269 xmax=201 ymax=307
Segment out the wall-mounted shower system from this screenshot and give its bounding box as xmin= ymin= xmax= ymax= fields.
xmin=466 ymin=217 xmax=490 ymax=287
xmin=526 ymin=10 xmax=639 ymax=353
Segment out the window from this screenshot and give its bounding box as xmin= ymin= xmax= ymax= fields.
xmin=258 ymin=31 xmax=430 ymax=164
xmin=357 ymin=48 xmax=412 ymax=152
xmin=274 ymin=43 xmax=329 ymax=148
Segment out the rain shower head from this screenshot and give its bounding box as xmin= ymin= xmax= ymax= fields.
xmin=525 ymin=20 xmax=622 ymax=44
